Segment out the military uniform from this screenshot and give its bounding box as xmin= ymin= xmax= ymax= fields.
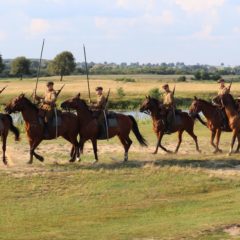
xmin=93 ymin=94 xmax=107 ymax=111
xmin=161 ymin=85 xmax=175 ymax=133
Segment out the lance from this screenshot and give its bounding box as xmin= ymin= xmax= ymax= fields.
xmin=33 ymin=39 xmax=45 ymax=103
xmin=83 ymin=44 xmax=91 ymax=102
xmin=229 ymin=80 xmax=233 ymax=91
xmin=0 ymin=85 xmax=7 ymax=95
xmin=172 ymin=84 xmax=176 ymax=96
xmin=56 ymin=84 xmax=65 ymax=98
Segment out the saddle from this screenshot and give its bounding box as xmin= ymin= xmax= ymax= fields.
xmin=38 ymin=109 xmax=62 ymax=127
xmin=97 ymin=111 xmax=118 ymax=140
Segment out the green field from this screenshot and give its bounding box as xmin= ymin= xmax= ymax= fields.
xmin=1 ymin=75 xmax=240 ymax=239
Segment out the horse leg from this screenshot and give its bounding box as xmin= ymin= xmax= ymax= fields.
xmin=235 ymin=134 xmax=240 ymax=153
xmin=91 ymin=138 xmax=99 ymax=163
xmin=185 ymin=128 xmax=201 ymax=153
xmin=2 ymin=133 xmax=7 ymax=165
xmin=155 ymin=131 xmax=172 ymax=154
xmin=28 ymin=139 xmax=43 ymax=164
xmin=210 ymin=130 xmax=217 ymax=152
xmin=174 ymin=130 xmax=183 ymax=153
xmin=118 ymin=135 xmax=131 ymax=162
xmin=215 ymin=129 xmax=222 ymax=153
xmin=229 ymin=130 xmax=238 ymax=156
xmin=62 ymin=135 xmax=79 ymax=163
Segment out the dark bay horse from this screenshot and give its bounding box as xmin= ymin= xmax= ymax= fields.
xmin=0 ymin=114 xmax=20 ymax=164
xmin=221 ymin=94 xmax=240 ymax=155
xmin=61 ymin=94 xmax=147 ymax=162
xmin=5 ymin=94 xmax=79 ymax=164
xmin=189 ymin=96 xmax=233 ymax=153
xmin=140 ymin=96 xmax=200 ymax=154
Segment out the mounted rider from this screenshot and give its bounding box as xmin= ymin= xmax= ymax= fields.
xmin=35 ymin=81 xmax=57 ymax=136
xmin=212 ymin=78 xmax=231 ymax=129
xmin=161 ymin=84 xmax=175 ymax=134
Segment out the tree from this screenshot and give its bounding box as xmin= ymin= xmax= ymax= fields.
xmin=48 ymin=51 xmax=76 ymax=81
xmin=148 ymin=88 xmax=161 ymax=99
xmin=11 ymin=56 xmax=30 ymax=80
xmin=0 ymin=54 xmax=4 ymax=74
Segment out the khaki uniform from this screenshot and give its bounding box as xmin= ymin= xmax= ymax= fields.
xmin=39 ymin=89 xmax=57 ymax=122
xmin=163 ymin=91 xmax=174 ymax=108
xmin=218 ymin=86 xmax=230 ymax=96
xmin=162 ymin=90 xmax=175 ymax=133
xmin=93 ymin=95 xmax=107 ymax=111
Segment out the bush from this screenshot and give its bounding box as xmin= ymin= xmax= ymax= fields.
xmin=115 ymin=77 xmax=135 ymax=83
xmin=177 ymin=75 xmax=186 ymax=82
xmin=148 ymin=88 xmax=161 ymax=99
xmin=116 ymin=87 xmax=126 ymax=98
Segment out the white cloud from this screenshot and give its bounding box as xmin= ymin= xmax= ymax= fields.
xmin=0 ymin=31 xmax=7 ymax=41
xmin=175 ymin=0 xmax=225 ymax=12
xmin=116 ymin=0 xmax=155 ymax=12
xmin=193 ymin=25 xmax=213 ymax=39
xmin=27 ymin=19 xmax=50 ymax=36
xmin=144 ymin=10 xmax=174 ymax=26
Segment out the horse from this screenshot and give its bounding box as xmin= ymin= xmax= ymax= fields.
xmin=139 ymin=96 xmax=200 ymax=154
xmin=61 ymin=93 xmax=147 ymax=162
xmin=5 ymin=94 xmax=80 ymax=164
xmin=189 ymin=96 xmax=234 ymax=153
xmin=221 ymin=93 xmax=240 ymax=155
xmin=0 ymin=114 xmax=20 ymax=165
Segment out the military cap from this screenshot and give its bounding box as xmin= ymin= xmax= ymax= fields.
xmin=95 ymin=86 xmax=103 ymax=91
xmin=162 ymin=84 xmax=169 ymax=89
xmin=217 ymin=78 xmax=225 ymax=83
xmin=46 ymin=81 xmax=54 ymax=86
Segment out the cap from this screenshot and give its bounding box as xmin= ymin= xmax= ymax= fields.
xmin=46 ymin=81 xmax=54 ymax=86
xmin=217 ymin=78 xmax=225 ymax=83
xmin=95 ymin=86 xmax=103 ymax=91
xmin=162 ymin=84 xmax=169 ymax=89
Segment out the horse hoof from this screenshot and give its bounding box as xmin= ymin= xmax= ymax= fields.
xmin=227 ymin=153 xmax=232 ymax=157
xmin=152 ymin=152 xmax=157 ymax=155
xmin=93 ymin=160 xmax=98 ymax=165
xmin=38 ymin=156 xmax=44 ymax=162
xmin=69 ymin=159 xmax=75 ymax=163
xmin=197 ymin=150 xmax=202 ymax=154
xmin=167 ymin=151 xmax=173 ymax=154
xmin=27 ymin=161 xmax=33 ymax=165
xmin=76 ymin=157 xmax=81 ymax=162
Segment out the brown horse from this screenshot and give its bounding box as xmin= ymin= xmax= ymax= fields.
xmin=5 ymin=94 xmax=79 ymax=164
xmin=0 ymin=114 xmax=20 ymax=164
xmin=189 ymin=96 xmax=233 ymax=153
xmin=61 ymin=93 xmax=147 ymax=162
xmin=221 ymin=94 xmax=240 ymax=155
xmin=140 ymin=96 xmax=200 ymax=154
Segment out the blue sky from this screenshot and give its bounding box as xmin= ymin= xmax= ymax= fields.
xmin=0 ymin=0 xmax=240 ymax=65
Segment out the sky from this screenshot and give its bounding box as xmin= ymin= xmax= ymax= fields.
xmin=0 ymin=0 xmax=240 ymax=65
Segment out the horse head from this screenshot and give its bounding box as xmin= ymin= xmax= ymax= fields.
xmin=189 ymin=96 xmax=203 ymax=117
xmin=139 ymin=96 xmax=160 ymax=113
xmin=61 ymin=93 xmax=85 ymax=111
xmin=5 ymin=93 xmax=26 ymax=113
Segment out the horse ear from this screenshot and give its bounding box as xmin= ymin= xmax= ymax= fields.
xmin=76 ymin=93 xmax=81 ymax=99
xmin=20 ymin=93 xmax=25 ymax=98
xmin=194 ymin=96 xmax=198 ymax=100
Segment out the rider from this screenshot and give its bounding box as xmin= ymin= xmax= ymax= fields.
xmin=212 ymin=78 xmax=230 ymax=129
xmin=92 ymin=86 xmax=107 ymax=111
xmin=35 ymin=81 xmax=57 ymax=137
xmin=161 ymin=84 xmax=175 ymax=134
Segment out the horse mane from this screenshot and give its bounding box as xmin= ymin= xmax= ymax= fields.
xmin=222 ymin=94 xmax=238 ymax=111
xmin=22 ymin=96 xmax=39 ymax=112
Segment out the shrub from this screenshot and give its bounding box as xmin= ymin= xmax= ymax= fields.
xmin=116 ymin=87 xmax=126 ymax=98
xmin=177 ymin=75 xmax=186 ymax=82
xmin=148 ymin=88 xmax=161 ymax=99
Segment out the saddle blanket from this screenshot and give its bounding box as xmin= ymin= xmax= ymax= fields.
xmin=98 ymin=112 xmax=118 ymax=140
xmin=38 ymin=116 xmax=62 ymax=127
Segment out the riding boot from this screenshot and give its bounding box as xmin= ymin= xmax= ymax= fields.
xmin=43 ymin=122 xmax=50 ymax=139
xmin=163 ymin=118 xmax=171 ymax=134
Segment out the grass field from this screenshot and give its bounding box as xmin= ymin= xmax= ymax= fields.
xmin=1 ymin=75 xmax=240 ymax=239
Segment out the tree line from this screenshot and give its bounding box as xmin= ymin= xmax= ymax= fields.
xmin=1 ymin=51 xmax=240 ymax=81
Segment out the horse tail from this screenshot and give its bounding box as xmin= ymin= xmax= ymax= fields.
xmin=195 ymin=113 xmax=207 ymax=126
xmin=128 ymin=115 xmax=148 ymax=147
xmin=6 ymin=115 xmax=20 ymax=141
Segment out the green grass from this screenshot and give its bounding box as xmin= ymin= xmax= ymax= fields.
xmin=1 ymin=120 xmax=240 ymax=239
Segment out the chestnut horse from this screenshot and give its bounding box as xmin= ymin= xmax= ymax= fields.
xmin=221 ymin=94 xmax=240 ymax=155
xmin=0 ymin=114 xmax=20 ymax=164
xmin=5 ymin=94 xmax=79 ymax=164
xmin=189 ymin=96 xmax=235 ymax=153
xmin=61 ymin=94 xmax=147 ymax=162
xmin=140 ymin=96 xmax=200 ymax=154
